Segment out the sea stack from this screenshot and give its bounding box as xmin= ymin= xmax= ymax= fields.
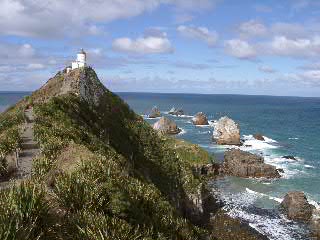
xmin=148 ymin=106 xmax=161 ymax=118
xmin=253 ymin=133 xmax=265 ymax=141
xmin=168 ymin=107 xmax=184 ymax=116
xmin=192 ymin=112 xmax=209 ymax=125
xmin=212 ymin=116 xmax=240 ymax=145
xmin=153 ymin=117 xmax=181 ymax=135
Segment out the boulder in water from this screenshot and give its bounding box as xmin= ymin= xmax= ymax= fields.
xmin=148 ymin=106 xmax=161 ymax=118
xmin=212 ymin=116 xmax=240 ymax=145
xmin=280 ymin=191 xmax=314 ymax=221
xmin=223 ymin=149 xmax=281 ymax=178
xmin=192 ymin=112 xmax=209 ymax=125
xmin=253 ymin=133 xmax=265 ymax=141
xmin=168 ymin=107 xmax=184 ymax=116
xmin=282 ymin=155 xmax=297 ymax=161
xmin=153 ymin=117 xmax=181 ymax=135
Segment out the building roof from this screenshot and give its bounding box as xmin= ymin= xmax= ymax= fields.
xmin=79 ymin=48 xmax=86 ymax=54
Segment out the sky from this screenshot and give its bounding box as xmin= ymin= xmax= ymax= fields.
xmin=0 ymin=0 xmax=320 ymax=97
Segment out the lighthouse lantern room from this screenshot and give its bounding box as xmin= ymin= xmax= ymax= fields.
xmin=71 ymin=49 xmax=87 ymax=70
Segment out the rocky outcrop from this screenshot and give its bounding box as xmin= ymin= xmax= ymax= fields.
xmin=210 ymin=209 xmax=269 ymax=240
xmin=280 ymin=191 xmax=314 ymax=221
xmin=192 ymin=112 xmax=209 ymax=125
xmin=253 ymin=133 xmax=265 ymax=141
xmin=153 ymin=117 xmax=181 ymax=135
xmin=31 ymin=67 xmax=106 ymax=106
xmin=148 ymin=106 xmax=161 ymax=118
xmin=192 ymin=163 xmax=222 ymax=177
xmin=168 ymin=107 xmax=184 ymax=116
xmin=212 ymin=116 xmax=240 ymax=145
xmin=223 ymin=149 xmax=281 ymax=178
xmin=282 ymin=155 xmax=297 ymax=161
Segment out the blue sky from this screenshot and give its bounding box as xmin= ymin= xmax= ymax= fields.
xmin=0 ymin=0 xmax=320 ymax=97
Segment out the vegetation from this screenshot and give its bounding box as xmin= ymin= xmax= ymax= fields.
xmin=0 ymin=67 xmax=214 ymax=239
xmin=0 ymin=107 xmax=24 ymax=177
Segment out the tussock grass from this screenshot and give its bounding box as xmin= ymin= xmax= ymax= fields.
xmin=0 ymin=181 xmax=50 ymax=240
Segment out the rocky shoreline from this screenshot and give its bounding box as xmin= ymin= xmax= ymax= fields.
xmin=149 ymin=106 xmax=320 ymax=239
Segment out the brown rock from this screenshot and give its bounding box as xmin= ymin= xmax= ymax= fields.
xmin=192 ymin=112 xmax=209 ymax=125
xmin=210 ymin=209 xmax=269 ymax=240
xmin=168 ymin=107 xmax=184 ymax=116
xmin=253 ymin=133 xmax=265 ymax=141
xmin=213 ymin=116 xmax=241 ymax=145
xmin=148 ymin=106 xmax=161 ymax=118
xmin=192 ymin=163 xmax=222 ymax=177
xmin=280 ymin=191 xmax=314 ymax=221
xmin=223 ymin=149 xmax=281 ymax=178
xmin=153 ymin=117 xmax=181 ymax=135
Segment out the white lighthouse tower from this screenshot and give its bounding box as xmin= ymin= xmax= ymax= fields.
xmin=71 ymin=49 xmax=87 ymax=70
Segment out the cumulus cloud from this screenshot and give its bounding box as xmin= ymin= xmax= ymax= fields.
xmin=269 ymin=35 xmax=320 ymax=57
xmin=177 ymin=25 xmax=218 ymax=46
xmin=237 ymin=20 xmax=268 ymax=38
xmin=112 ymin=33 xmax=173 ymax=54
xmin=258 ymin=65 xmax=276 ymax=73
xmin=0 ymin=0 xmax=219 ymax=39
xmin=224 ymin=39 xmax=256 ymax=59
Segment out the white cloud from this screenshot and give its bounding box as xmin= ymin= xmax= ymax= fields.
xmin=0 ymin=0 xmax=219 ymax=39
xmin=238 ymin=20 xmax=268 ymax=38
xmin=299 ymin=70 xmax=320 ymax=82
xmin=225 ymin=39 xmax=256 ymax=59
xmin=258 ymin=65 xmax=276 ymax=73
xmin=270 ymin=35 xmax=320 ymax=57
xmin=177 ymin=25 xmax=218 ymax=47
xmin=26 ymin=63 xmax=45 ymax=70
xmin=112 ymin=34 xmax=173 ymax=54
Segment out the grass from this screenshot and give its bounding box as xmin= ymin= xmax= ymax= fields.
xmin=0 ymin=107 xmax=24 ymax=177
xmin=0 ymin=181 xmax=50 ymax=240
xmin=0 ymin=67 xmax=214 ymax=239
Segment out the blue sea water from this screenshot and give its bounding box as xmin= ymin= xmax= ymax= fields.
xmin=117 ymin=92 xmax=320 ymax=240
xmin=1 ymin=91 xmax=320 ymax=239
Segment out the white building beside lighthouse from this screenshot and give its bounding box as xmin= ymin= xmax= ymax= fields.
xmin=71 ymin=49 xmax=87 ymax=70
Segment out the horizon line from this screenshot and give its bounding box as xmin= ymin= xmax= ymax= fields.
xmin=1 ymin=90 xmax=319 ymax=99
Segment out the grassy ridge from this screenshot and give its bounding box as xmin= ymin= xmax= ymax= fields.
xmin=0 ymin=68 xmax=214 ymax=239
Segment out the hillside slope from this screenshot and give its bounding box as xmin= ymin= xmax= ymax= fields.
xmin=0 ymin=67 xmax=216 ymax=239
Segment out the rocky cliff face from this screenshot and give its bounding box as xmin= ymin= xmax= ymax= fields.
xmin=31 ymin=67 xmax=106 ymax=106
xmin=223 ymin=149 xmax=281 ymax=178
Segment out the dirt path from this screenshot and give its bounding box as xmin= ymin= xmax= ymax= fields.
xmin=0 ymin=108 xmax=39 ymax=189
xmin=17 ymin=108 xmax=39 ymax=178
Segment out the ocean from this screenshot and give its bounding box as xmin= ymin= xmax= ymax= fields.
xmin=1 ymin=91 xmax=320 ymax=239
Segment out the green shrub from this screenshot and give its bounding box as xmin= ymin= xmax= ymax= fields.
xmin=0 ymin=182 xmax=50 ymax=240
xmin=0 ymin=126 xmax=22 ymax=177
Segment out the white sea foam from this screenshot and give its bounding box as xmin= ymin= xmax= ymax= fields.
xmin=246 ymin=188 xmax=283 ymax=203
xmin=240 ymin=135 xmax=278 ymax=151
xmin=216 ymin=188 xmax=304 ymax=240
xmin=195 ymin=124 xmax=211 ymax=127
xmin=264 ymin=156 xmax=300 ymax=179
xmin=288 ymin=137 xmax=299 ymax=140
xmin=304 ymin=164 xmax=315 ymax=169
xmin=178 ymin=128 xmax=187 ymax=135
xmin=142 ymin=114 xmax=161 ymax=120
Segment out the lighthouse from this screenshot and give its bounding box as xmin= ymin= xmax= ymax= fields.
xmin=71 ymin=49 xmax=87 ymax=70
